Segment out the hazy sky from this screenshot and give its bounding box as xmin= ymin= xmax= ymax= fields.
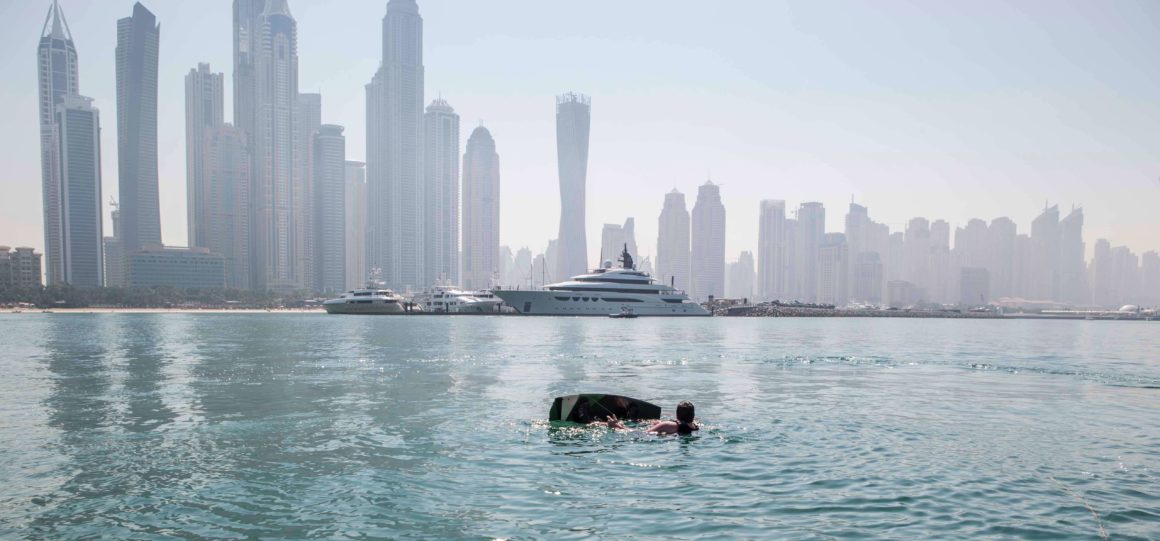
xmin=2 ymin=0 xmax=1159 ymax=265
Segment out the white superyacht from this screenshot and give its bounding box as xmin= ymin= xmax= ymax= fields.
xmin=492 ymin=246 xmax=710 ymax=317
xmin=323 ymin=271 xmax=411 ymax=315
xmin=414 ymin=284 xmax=503 ymax=314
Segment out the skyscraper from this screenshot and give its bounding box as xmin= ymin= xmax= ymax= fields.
xmin=344 ymin=161 xmax=366 ymax=289
xmin=817 ymin=233 xmax=848 ymax=306
xmin=727 ymin=251 xmax=755 ymax=300
xmin=988 ymin=217 xmax=1017 ymax=299
xmin=204 ymin=125 xmax=250 ymax=289
xmin=295 ymin=92 xmax=321 ymax=290
xmin=796 ymin=202 xmax=825 ymax=302
xmin=1059 ymin=207 xmax=1087 ymax=305
xmin=461 ymin=126 xmax=500 ymax=291
xmin=1090 ymin=238 xmax=1113 ymax=307
xmin=57 ymin=95 xmax=104 ymax=287
xmin=691 ymin=181 xmax=726 ymax=300
xmin=37 ymin=0 xmax=79 ymax=286
xmin=758 ymin=200 xmax=786 ymax=300
xmin=312 ymin=125 xmax=345 ymax=294
xmin=424 ymin=99 xmax=460 ymax=285
xmin=852 ymin=252 xmax=883 ymax=304
xmin=555 ymin=92 xmax=591 ymax=280
xmin=252 ymin=0 xmax=300 ymax=291
xmin=367 ymin=0 xmax=425 ymax=291
xmin=185 ymin=63 xmax=224 ymax=249
xmin=233 ymin=0 xmax=263 ymax=138
xmin=904 ymin=217 xmax=930 ymax=298
xmin=1139 ymin=251 xmax=1160 ymax=307
xmin=657 ymin=190 xmax=690 ymax=292
xmin=1030 ymin=205 xmax=1060 ymax=301
xmin=116 ymin=2 xmax=161 ymax=259
xmin=844 ymin=203 xmax=870 ymax=298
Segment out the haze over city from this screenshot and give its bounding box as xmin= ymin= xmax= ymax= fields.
xmin=2 ymin=0 xmax=1158 ymax=263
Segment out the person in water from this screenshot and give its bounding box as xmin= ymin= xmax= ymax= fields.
xmin=603 ymin=401 xmax=699 ymax=435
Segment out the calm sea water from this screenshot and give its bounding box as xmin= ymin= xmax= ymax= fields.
xmin=0 ymin=313 xmax=1157 ymax=540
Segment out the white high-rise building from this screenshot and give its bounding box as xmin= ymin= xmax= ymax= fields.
xmin=57 ymin=95 xmax=105 ymax=287
xmin=295 ymin=92 xmax=321 ymax=291
xmin=204 ymin=125 xmax=250 ymax=289
xmin=116 ymin=2 xmax=162 ymax=261
xmin=988 ymin=217 xmax=1017 ymax=299
xmin=817 ymin=233 xmax=848 ymax=306
xmin=691 ymin=181 xmax=726 ymax=300
xmin=312 ymin=125 xmax=345 ymax=294
xmin=844 ymin=204 xmax=870 ymax=257
xmin=555 ymin=93 xmax=591 ymax=280
xmin=904 ymin=217 xmax=931 ymax=298
xmin=1059 ymin=208 xmax=1087 ymax=305
xmin=796 ymin=202 xmax=825 ymax=302
xmin=367 ymin=0 xmax=425 ymax=292
xmin=251 ymin=0 xmax=301 ymax=291
xmin=185 ymin=63 xmax=224 ymax=250
xmin=424 ymin=99 xmax=460 ymax=285
xmin=1030 ymin=205 xmax=1061 ymax=301
xmin=462 ymin=126 xmax=500 ymax=291
xmin=758 ymin=200 xmax=786 ymax=300
xmin=344 ymin=161 xmax=366 ymax=290
xmin=657 ymin=190 xmax=690 ymax=292
xmin=233 ymin=0 xmax=262 ymax=143
xmin=727 ymin=251 xmax=755 ymax=300
xmin=38 ymin=1 xmax=79 ymax=286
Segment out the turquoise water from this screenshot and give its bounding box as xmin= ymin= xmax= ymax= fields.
xmin=0 ymin=314 xmax=1157 ymax=540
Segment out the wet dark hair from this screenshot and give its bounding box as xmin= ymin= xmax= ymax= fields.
xmin=676 ymin=401 xmax=696 ymax=434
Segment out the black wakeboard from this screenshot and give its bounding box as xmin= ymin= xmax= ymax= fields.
xmin=549 ymin=394 xmax=662 ymax=423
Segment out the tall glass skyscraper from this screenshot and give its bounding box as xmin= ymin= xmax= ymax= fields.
xmin=185 ymin=63 xmax=224 ymax=249
xmin=252 ymin=0 xmax=300 ymax=291
xmin=116 ymin=2 xmax=162 ymax=260
xmin=367 ymin=0 xmax=425 ymax=291
xmin=555 ymin=93 xmax=591 ymax=281
xmin=462 ymin=126 xmax=500 ymax=291
xmin=57 ymin=95 xmax=105 ymax=287
xmin=424 ymin=99 xmax=460 ymax=286
xmin=657 ymin=189 xmax=691 ymax=293
xmin=37 ymin=0 xmax=79 ymax=285
xmin=312 ymin=125 xmax=346 ymax=294
xmin=691 ymin=181 xmax=726 ymax=300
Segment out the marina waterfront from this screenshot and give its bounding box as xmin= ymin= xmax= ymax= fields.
xmin=0 ymin=314 xmax=1157 ymax=539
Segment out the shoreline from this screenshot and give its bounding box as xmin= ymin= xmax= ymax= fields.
xmin=2 ymin=307 xmax=1154 ymax=321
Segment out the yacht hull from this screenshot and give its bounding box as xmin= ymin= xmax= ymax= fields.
xmin=493 ymin=290 xmax=710 ymax=317
xmin=323 ymin=300 xmax=405 ymax=315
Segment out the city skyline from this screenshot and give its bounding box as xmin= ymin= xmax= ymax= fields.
xmin=3 ymin=1 xmax=1160 ymax=284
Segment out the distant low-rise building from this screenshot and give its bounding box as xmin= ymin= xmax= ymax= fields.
xmin=888 ymin=280 xmax=920 ymax=308
xmin=129 ymin=246 xmax=225 ymax=290
xmin=0 ymin=247 xmax=43 ymax=289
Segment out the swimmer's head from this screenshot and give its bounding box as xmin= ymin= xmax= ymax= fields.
xmin=676 ymin=401 xmax=695 ymax=424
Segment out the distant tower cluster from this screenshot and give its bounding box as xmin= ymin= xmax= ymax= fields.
xmin=24 ymin=0 xmax=1157 ymax=307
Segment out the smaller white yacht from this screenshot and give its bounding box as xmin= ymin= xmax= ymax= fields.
xmin=323 ymin=270 xmax=410 ymax=315
xmin=414 ymin=284 xmax=502 ymax=314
